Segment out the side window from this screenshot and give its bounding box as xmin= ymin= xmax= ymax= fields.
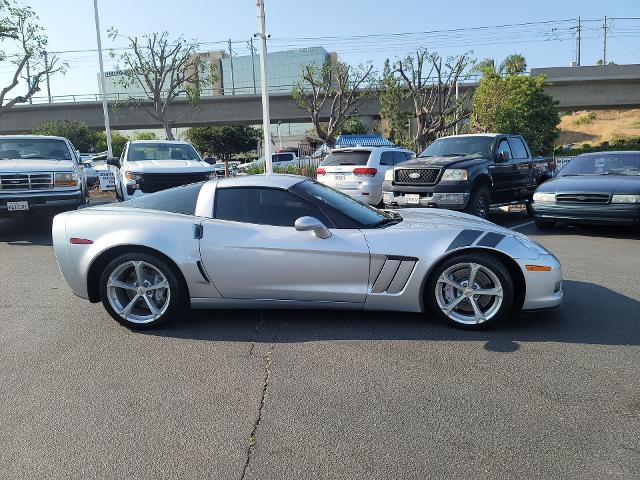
xmin=509 ymin=138 xmax=529 ymax=159
xmin=379 ymin=151 xmax=394 ymax=166
xmin=393 ymin=151 xmax=409 ymax=165
xmin=496 ymin=139 xmax=513 ymax=161
xmin=215 ymin=187 xmax=332 ymax=227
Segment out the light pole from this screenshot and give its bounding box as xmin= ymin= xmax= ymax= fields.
xmin=256 ymin=0 xmax=272 ymax=174
xmin=93 ymin=0 xmax=113 ymax=158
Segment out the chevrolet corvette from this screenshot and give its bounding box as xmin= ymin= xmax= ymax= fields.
xmin=52 ymin=175 xmax=563 ymax=330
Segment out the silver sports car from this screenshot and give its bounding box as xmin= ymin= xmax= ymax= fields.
xmin=52 ymin=175 xmax=563 ymax=330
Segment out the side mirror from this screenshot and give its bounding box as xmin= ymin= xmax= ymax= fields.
xmin=106 ymin=157 xmax=120 ymax=168
xmin=294 ymin=216 xmax=332 ymax=239
xmin=495 ymin=152 xmax=507 ymax=162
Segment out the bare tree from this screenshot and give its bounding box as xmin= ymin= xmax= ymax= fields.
xmin=109 ymin=30 xmax=212 ymax=140
xmin=0 ymin=1 xmax=63 ymax=115
xmin=292 ymin=61 xmax=375 ymax=147
xmin=395 ymin=49 xmax=474 ymax=151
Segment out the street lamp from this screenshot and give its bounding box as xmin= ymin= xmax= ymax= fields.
xmin=93 ymin=0 xmax=113 ymax=158
xmin=255 ymin=0 xmax=272 ymax=174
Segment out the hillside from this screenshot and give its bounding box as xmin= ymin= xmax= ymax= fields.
xmin=558 ymin=109 xmax=640 ymax=146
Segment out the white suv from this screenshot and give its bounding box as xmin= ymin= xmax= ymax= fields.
xmin=316 ymin=147 xmax=415 ymax=206
xmin=108 ymin=140 xmax=214 ymax=201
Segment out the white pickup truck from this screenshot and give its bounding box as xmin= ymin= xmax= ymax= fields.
xmin=0 ymin=135 xmax=87 ymax=217
xmin=107 ymin=140 xmax=215 ymax=201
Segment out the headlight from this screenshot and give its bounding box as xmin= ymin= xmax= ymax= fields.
xmin=515 ymin=236 xmax=550 ymax=255
xmin=125 ymin=172 xmax=142 ymax=182
xmin=440 ymin=169 xmax=468 ymax=181
xmin=54 ymin=172 xmax=78 ymax=187
xmin=533 ymin=192 xmax=556 ymax=202
xmin=384 ymin=169 xmax=394 ymax=181
xmin=611 ymin=194 xmax=640 ymax=203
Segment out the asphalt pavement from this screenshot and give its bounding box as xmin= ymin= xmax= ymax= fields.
xmin=0 ymin=211 xmax=638 ymax=480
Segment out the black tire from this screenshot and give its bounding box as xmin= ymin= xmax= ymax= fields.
xmin=99 ymin=253 xmax=187 ymax=329
xmin=426 ymin=253 xmax=514 ymax=330
xmin=525 ymin=201 xmax=534 ymax=217
xmin=534 ymin=218 xmax=555 ymax=230
xmin=464 ymin=186 xmax=491 ymax=220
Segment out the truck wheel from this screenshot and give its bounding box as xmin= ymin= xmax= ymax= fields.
xmin=535 ymin=219 xmax=555 ymax=230
xmin=465 ymin=187 xmax=490 ymax=219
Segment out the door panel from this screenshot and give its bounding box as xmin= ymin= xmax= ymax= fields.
xmin=199 ymin=220 xmax=371 ymax=303
xmin=490 ymin=138 xmax=517 ymax=203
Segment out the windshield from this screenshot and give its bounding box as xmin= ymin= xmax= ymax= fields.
xmin=272 ymin=153 xmax=294 ymax=163
xmin=127 ymin=143 xmax=200 ymax=161
xmin=0 ymin=139 xmax=73 ymax=161
xmin=321 ymin=151 xmax=371 ymax=166
xmin=294 ymin=180 xmax=394 ymax=228
xmin=559 ymin=153 xmax=640 ymax=176
xmin=419 ymin=137 xmax=494 ymax=158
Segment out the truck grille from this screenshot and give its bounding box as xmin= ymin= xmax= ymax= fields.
xmin=556 ymin=193 xmax=610 ymax=204
xmin=139 ymin=173 xmax=210 ymax=193
xmin=0 ymin=172 xmax=53 ymax=191
xmin=394 ymin=168 xmax=441 ymax=185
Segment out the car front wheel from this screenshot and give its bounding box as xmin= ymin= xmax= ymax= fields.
xmin=426 ymin=253 xmax=514 ymax=329
xmin=99 ymin=253 xmax=186 ymax=328
xmin=464 ymin=187 xmax=491 ymax=219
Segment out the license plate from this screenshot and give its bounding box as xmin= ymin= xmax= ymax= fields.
xmin=7 ymin=201 xmax=29 ymax=211
xmin=334 ymin=175 xmax=345 ymax=181
xmin=405 ymin=194 xmax=420 ymax=205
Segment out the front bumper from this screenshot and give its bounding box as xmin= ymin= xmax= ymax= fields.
xmin=382 ymin=179 xmax=473 ymax=209
xmin=519 ymin=254 xmax=564 ymax=310
xmin=531 ymin=201 xmax=640 ymax=225
xmin=0 ymin=190 xmax=83 ymax=215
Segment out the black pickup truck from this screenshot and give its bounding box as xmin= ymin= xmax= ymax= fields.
xmin=382 ymin=134 xmax=554 ymax=219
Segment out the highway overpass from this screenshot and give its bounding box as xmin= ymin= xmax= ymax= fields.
xmin=0 ymin=64 xmax=638 ymax=134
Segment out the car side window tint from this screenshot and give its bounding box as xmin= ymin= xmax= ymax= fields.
xmin=379 ymin=151 xmax=394 ymax=166
xmin=497 ymin=139 xmax=513 ymax=161
xmin=393 ymin=151 xmax=409 ymax=165
xmin=215 ymin=187 xmax=331 ymax=227
xmin=509 ymin=138 xmax=529 ymax=159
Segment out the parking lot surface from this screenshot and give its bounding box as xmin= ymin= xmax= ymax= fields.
xmin=1 ymin=212 xmax=638 ymax=479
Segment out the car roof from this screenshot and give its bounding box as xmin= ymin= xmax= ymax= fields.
xmin=442 ymin=133 xmax=502 ymax=139
xmin=213 ymin=174 xmax=306 ymax=189
xmin=578 ymin=151 xmax=640 ymax=156
xmin=128 ymin=140 xmax=192 ymax=144
xmin=0 ymin=135 xmax=70 ymax=141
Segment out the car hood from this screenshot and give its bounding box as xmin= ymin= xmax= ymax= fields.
xmin=388 ymin=208 xmax=514 ymax=235
xmin=537 ymin=175 xmax=640 ymax=194
xmin=399 ymin=155 xmax=490 ymax=169
xmin=0 ymin=159 xmax=76 ymax=172
xmin=126 ymin=160 xmax=214 ymax=174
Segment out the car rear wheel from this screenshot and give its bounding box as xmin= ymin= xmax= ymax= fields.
xmin=535 ymin=219 xmax=555 ymax=230
xmin=99 ymin=253 xmax=186 ymax=329
xmin=465 ymin=187 xmax=491 ymax=219
xmin=426 ymin=253 xmax=514 ymax=329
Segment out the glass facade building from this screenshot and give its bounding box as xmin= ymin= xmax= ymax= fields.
xmin=220 ymin=47 xmax=330 ymax=95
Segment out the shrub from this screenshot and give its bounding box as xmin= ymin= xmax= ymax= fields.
xmin=572 ymin=112 xmax=597 ymax=126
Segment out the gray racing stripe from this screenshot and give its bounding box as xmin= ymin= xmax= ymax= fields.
xmin=446 ymin=229 xmax=483 ymax=251
xmin=476 ymin=232 xmax=505 ymax=248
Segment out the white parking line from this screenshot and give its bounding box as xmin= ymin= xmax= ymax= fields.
xmin=509 ymin=220 xmax=535 ymax=230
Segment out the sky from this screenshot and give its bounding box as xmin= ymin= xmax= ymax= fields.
xmin=2 ymin=0 xmax=639 ymax=99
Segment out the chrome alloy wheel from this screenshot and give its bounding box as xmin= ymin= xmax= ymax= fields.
xmin=106 ymin=260 xmax=171 ymax=324
xmin=435 ymin=262 xmax=504 ymax=325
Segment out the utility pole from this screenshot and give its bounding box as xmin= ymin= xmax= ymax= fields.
xmin=576 ymin=17 xmax=582 ymax=66
xmin=602 ymin=16 xmax=608 ymax=65
xmin=93 ymin=0 xmax=113 ymax=158
xmin=248 ymin=37 xmax=257 ymax=95
xmin=256 ymin=0 xmax=272 ymax=174
xmin=43 ymin=50 xmax=52 ymax=103
xmin=228 ymin=39 xmax=235 ymax=95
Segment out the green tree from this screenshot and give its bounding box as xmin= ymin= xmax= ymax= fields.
xmin=32 ymin=119 xmax=99 ymax=152
xmin=337 ymin=116 xmax=367 ymax=135
xmin=471 ymin=69 xmax=560 ymax=155
xmin=499 ymin=54 xmax=527 ymax=75
xmin=132 ymin=131 xmax=157 ymax=140
xmin=378 ymin=59 xmax=412 ymax=146
xmin=0 ymin=0 xmax=65 ymax=115
xmin=292 ymin=60 xmax=375 ymax=147
xmin=96 ymin=131 xmax=128 ymax=157
xmin=186 ymin=126 xmax=262 ymax=159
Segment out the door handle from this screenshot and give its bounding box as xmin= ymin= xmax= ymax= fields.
xmin=194 ymin=224 xmax=203 ymax=239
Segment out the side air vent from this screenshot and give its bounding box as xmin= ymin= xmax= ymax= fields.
xmin=370 ymin=255 xmax=417 ymax=294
